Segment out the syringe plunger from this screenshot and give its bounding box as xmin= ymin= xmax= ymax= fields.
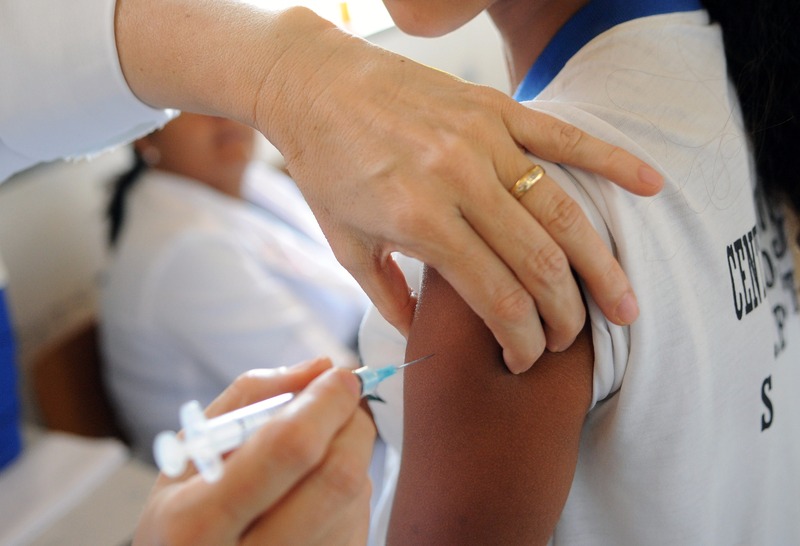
xmin=154 ymin=356 xmax=432 ymax=482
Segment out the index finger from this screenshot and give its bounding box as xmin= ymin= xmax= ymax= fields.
xmin=201 ymin=367 xmax=362 ymax=530
xmin=204 ymin=357 xmax=334 ymax=418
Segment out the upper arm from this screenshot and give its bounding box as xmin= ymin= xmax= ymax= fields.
xmin=387 ymin=265 xmax=594 ymax=545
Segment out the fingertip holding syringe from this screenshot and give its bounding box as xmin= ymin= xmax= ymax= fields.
xmin=154 ymin=392 xmax=295 ymax=482
xmin=154 ymin=355 xmax=433 ymax=482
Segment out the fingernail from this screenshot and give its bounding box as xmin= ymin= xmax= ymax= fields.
xmin=638 ymin=164 xmax=663 ymax=188
xmin=504 ymin=350 xmax=531 ymax=375
xmin=615 ymin=292 xmax=639 ymax=325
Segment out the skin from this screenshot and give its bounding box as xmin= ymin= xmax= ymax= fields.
xmin=114 ymin=0 xmax=662 ymax=374
xmin=132 ymin=114 xmax=377 ymax=544
xmin=134 ymin=113 xmax=257 ymax=198
xmin=390 ymin=267 xmax=592 ymax=544
xmin=133 ymin=359 xmax=376 ymax=546
xmin=386 ymin=1 xmax=596 ymax=543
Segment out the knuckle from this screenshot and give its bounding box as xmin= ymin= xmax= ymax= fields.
xmin=606 ymin=144 xmax=628 ymax=167
xmin=559 ymin=306 xmax=586 ymax=340
xmin=414 ymin=131 xmax=473 ymax=183
xmin=270 ymin=419 xmax=326 ymax=471
xmin=490 ymin=285 xmax=534 ymax=324
xmin=547 ymin=308 xmax=584 ymax=344
xmin=594 ymin=258 xmax=629 ymax=306
xmin=214 ymin=372 xmax=269 ymax=412
xmin=525 ymin=243 xmax=571 ymax=283
xmin=160 ymin=501 xmax=218 ymax=545
xmin=542 ymin=192 xmax=585 ymax=238
xmin=558 ymin=122 xmax=585 ymax=155
xmin=598 ymin=256 xmax=624 ymax=287
xmin=230 ymin=370 xmax=265 ymax=394
xmin=321 ymin=454 xmax=369 ymax=500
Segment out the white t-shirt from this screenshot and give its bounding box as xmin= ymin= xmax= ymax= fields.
xmin=360 ymin=8 xmax=800 ymax=545
xmin=100 ymin=163 xmax=369 ymax=460
xmin=0 ymin=0 xmax=173 ymax=183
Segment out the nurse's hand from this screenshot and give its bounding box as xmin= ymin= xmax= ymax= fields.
xmin=115 ymin=2 xmax=662 ymax=374
xmin=260 ymin=14 xmax=662 ymax=373
xmin=133 ymin=359 xmax=375 ymax=546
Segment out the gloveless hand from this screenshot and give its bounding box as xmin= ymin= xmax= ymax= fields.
xmin=133 ymin=359 xmax=374 ymax=546
xmin=115 ymin=2 xmax=662 ymax=373
xmin=259 ymin=15 xmax=662 ymax=373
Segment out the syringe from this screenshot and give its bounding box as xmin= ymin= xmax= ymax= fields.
xmin=154 ymin=354 xmax=433 ymax=482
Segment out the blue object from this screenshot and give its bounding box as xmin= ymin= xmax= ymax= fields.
xmin=514 ymin=0 xmax=704 ymax=101
xmin=0 ymin=286 xmax=21 ymax=471
xmin=154 ymin=354 xmax=434 ymax=482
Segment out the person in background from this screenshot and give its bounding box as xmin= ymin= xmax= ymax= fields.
xmin=100 ymin=113 xmax=369 ymax=461
xmin=358 ymin=0 xmax=800 ymax=544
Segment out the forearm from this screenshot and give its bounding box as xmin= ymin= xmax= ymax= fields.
xmin=114 ymin=0 xmax=337 ymax=135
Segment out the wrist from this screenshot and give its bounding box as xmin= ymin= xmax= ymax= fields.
xmin=251 ymin=7 xmax=353 ymax=158
xmin=114 ymin=0 xmax=330 ymax=126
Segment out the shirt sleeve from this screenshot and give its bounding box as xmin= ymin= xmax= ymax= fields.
xmin=0 ymin=0 xmax=175 ymax=182
xmin=527 ymin=155 xmax=631 ymax=409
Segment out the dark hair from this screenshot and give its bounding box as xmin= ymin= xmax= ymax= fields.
xmin=107 ymin=149 xmax=148 ymax=246
xmin=702 ymin=0 xmax=800 ymax=212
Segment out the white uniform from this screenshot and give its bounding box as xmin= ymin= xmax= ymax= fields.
xmin=360 ymin=7 xmax=800 ymax=545
xmin=0 ymin=0 xmax=173 ymax=183
xmin=100 ymin=164 xmax=369 ymax=460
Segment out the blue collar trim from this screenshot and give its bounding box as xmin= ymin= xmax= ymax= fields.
xmin=513 ymin=0 xmax=704 ymax=101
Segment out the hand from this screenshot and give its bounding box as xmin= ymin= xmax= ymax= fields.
xmin=258 ymin=15 xmax=663 ymax=373
xmin=133 ymin=358 xmax=375 ymax=546
xmin=114 ymin=3 xmax=662 ymax=373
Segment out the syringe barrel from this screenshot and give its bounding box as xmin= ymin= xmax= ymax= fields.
xmin=189 ymin=392 xmax=294 ymax=456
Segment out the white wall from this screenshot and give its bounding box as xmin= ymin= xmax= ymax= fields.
xmin=0 ymin=12 xmax=506 ymax=419
xmin=372 ymin=13 xmax=507 ymax=91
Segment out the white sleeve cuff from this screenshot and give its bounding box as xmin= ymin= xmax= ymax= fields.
xmin=0 ymin=0 xmax=175 ymax=176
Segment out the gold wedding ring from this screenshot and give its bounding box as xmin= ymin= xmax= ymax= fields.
xmin=510 ymin=164 xmax=545 ymax=200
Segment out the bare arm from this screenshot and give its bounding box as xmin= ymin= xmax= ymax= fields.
xmin=388 ymin=266 xmax=593 ymax=545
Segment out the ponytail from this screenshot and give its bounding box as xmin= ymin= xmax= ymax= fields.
xmin=107 ymin=150 xmax=148 ymax=247
xmin=702 ymin=0 xmax=800 ymax=212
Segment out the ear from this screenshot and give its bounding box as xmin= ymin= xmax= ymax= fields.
xmin=132 ymin=137 xmax=148 ymax=155
xmin=134 ymin=136 xmax=161 ymax=166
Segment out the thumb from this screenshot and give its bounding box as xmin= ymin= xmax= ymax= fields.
xmin=350 ymin=251 xmax=416 ymax=337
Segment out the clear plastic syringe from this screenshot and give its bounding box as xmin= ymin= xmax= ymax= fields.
xmin=154 ymin=355 xmax=432 ymax=482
